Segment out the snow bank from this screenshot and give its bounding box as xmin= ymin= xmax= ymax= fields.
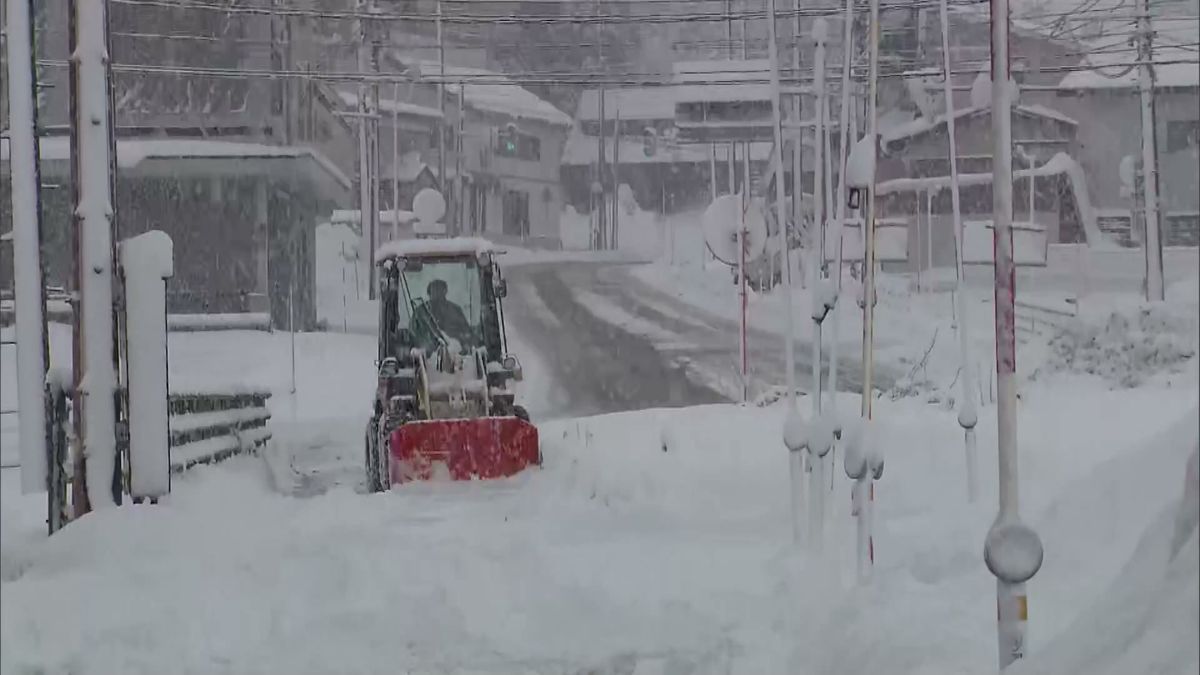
xmin=3 ymin=374 xmax=1199 ymax=672
xmin=1010 ymin=409 xmax=1200 ymax=675
xmin=1040 ymin=301 xmax=1198 ymax=387
xmin=558 ymin=191 xmax=664 ymax=261
xmin=167 ymin=313 xmax=271 ymax=332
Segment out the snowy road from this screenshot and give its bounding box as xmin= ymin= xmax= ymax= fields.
xmin=504 ymin=262 xmax=889 ymax=417
xmin=283 ymin=259 xmax=893 ymax=496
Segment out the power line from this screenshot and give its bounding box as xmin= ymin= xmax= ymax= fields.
xmin=37 ymin=56 xmax=1200 ymax=86
xmin=109 ymin=0 xmax=998 ymax=23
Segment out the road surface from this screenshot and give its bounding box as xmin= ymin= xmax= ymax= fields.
xmin=504 ymin=261 xmax=883 ymax=420
xmin=285 ymin=260 xmax=887 ymax=496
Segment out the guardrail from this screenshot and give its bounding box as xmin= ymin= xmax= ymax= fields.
xmin=23 ymin=383 xmax=271 ymax=534
xmin=1014 ymin=298 xmax=1078 ymax=340
xmin=168 ymin=391 xmax=273 ymax=472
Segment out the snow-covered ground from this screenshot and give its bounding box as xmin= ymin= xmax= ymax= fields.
xmin=640 ymin=211 xmax=1199 ymax=401
xmin=3 ymin=358 xmax=1196 ymax=673
xmin=4 ymin=215 xmax=1198 ymax=673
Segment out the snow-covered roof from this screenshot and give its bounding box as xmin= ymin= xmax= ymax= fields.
xmin=561 ymin=132 xmax=776 ymax=167
xmin=331 ymin=209 xmax=417 ymax=226
xmin=385 ymin=151 xmax=434 ymax=183
xmin=409 ymin=61 xmax=572 ymax=127
xmin=882 ymin=104 xmax=1077 ymax=147
xmin=671 ymin=82 xmax=775 ymax=104
xmin=374 ymin=236 xmax=501 ymax=262
xmin=878 ymin=151 xmax=1078 ymax=193
xmin=0 ymin=230 xmax=11 ymax=242
xmin=576 ymin=88 xmax=679 ymax=122
xmin=0 ymin=137 xmax=351 ymax=190
xmin=336 ymin=90 xmax=444 ymax=120
xmin=877 ymin=152 xmax=1108 ymax=246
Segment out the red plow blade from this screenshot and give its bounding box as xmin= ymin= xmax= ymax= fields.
xmin=389 ymin=417 xmax=540 ymax=484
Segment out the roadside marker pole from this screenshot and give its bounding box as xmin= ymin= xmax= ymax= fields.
xmin=938 ymin=0 xmax=979 ymax=502
xmin=984 ymin=0 xmax=1044 ymax=667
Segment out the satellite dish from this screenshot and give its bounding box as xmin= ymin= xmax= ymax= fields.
xmin=703 ymin=193 xmax=768 ymax=266
xmin=1119 ymin=155 xmax=1136 ymax=190
xmin=413 ymin=188 xmax=446 ymax=226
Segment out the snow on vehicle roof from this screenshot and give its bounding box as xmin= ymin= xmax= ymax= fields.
xmin=374 ymin=237 xmax=501 ymax=262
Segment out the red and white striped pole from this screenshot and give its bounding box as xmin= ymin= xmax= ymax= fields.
xmin=984 ymin=0 xmax=1044 ymax=667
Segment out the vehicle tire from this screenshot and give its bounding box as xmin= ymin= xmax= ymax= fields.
xmin=377 ymin=424 xmax=391 ymax=490
xmin=513 ymin=405 xmax=531 ymax=423
xmin=365 ymin=419 xmax=383 ymax=493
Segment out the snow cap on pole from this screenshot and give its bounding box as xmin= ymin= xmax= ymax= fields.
xmin=783 ymin=406 xmax=808 ymax=453
xmin=812 ymin=17 xmax=830 ymax=44
xmin=843 ymin=417 xmax=869 ymax=479
xmin=845 ymin=135 xmax=876 ymax=189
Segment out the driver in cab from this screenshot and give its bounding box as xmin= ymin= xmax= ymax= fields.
xmin=425 ymin=279 xmax=472 ymax=344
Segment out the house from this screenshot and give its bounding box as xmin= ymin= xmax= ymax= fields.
xmin=561 ymin=87 xmax=777 ymax=216
xmin=1047 ymin=20 xmax=1200 ymax=247
xmin=0 ymin=137 xmax=349 ymax=330
xmin=875 ymin=100 xmax=1088 ymax=271
xmin=333 ymin=56 xmax=573 ymax=246
xmin=0 ymin=1 xmax=354 ymax=329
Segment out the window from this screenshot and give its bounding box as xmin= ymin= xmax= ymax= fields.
xmin=495 ymin=130 xmax=541 ymax=161
xmin=398 ymin=258 xmax=485 ymax=348
xmin=502 ymin=190 xmax=530 ymax=237
xmin=1166 ymin=120 xmax=1199 ymax=153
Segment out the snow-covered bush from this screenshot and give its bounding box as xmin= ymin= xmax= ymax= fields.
xmin=1041 ymin=304 xmax=1198 ymax=387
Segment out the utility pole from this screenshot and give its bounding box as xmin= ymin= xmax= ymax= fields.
xmin=984 ymin=0 xmax=1044 ymax=667
xmin=457 ymin=82 xmax=466 ymax=234
xmin=792 ymin=0 xmax=803 ymax=264
xmin=612 ymin=107 xmax=622 ymax=250
xmin=1136 ymin=0 xmax=1164 ymax=302
xmin=393 ymin=81 xmax=401 ymax=241
xmin=7 ymin=0 xmax=51 ymax=497
xmin=437 ymin=0 xmax=448 ymax=223
xmin=70 ymin=0 xmax=119 ymax=512
xmin=598 ymin=89 xmax=608 ymax=250
xmin=356 ymin=0 xmax=380 ymax=298
xmin=862 ymin=0 xmax=880 ymax=425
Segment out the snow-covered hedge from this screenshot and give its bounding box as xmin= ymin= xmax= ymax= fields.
xmin=1040 ymin=304 xmax=1198 ymax=387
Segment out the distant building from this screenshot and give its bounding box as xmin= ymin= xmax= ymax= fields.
xmin=562 ymin=77 xmax=782 ymax=218
xmin=323 ymin=51 xmax=573 ymax=247
xmin=1049 ymin=25 xmax=1200 ymax=247
xmin=0 ymin=1 xmax=354 ymax=330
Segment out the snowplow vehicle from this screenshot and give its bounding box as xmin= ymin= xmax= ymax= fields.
xmin=364 ymin=237 xmax=539 ymax=490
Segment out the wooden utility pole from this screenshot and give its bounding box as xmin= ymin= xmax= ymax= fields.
xmin=1136 ymin=0 xmax=1164 ymax=301
xmin=69 ymin=0 xmax=120 ymax=513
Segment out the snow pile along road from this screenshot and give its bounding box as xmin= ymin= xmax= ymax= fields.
xmin=3 ymin=375 xmax=1197 ymax=673
xmin=1040 ymin=281 xmax=1199 ymax=387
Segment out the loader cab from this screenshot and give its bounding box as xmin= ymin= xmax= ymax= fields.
xmin=375 ymin=240 xmax=511 ymax=369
